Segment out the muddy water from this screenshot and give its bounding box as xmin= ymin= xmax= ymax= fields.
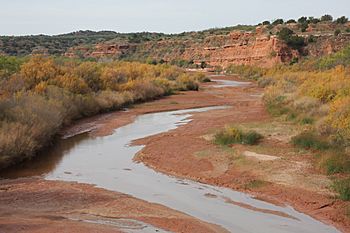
xmin=1 ymin=106 xmax=339 ymax=233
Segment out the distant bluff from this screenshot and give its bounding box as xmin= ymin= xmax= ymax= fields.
xmin=1 ymin=17 xmax=350 ymax=68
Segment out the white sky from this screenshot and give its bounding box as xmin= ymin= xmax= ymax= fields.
xmin=0 ymin=0 xmax=349 ymax=35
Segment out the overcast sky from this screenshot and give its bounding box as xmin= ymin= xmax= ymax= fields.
xmin=1 ymin=0 xmax=349 ymax=36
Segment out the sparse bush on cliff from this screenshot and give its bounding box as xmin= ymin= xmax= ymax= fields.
xmin=321 ymin=14 xmax=333 ymax=22
xmin=286 ymin=19 xmax=297 ymax=24
xmin=308 ymin=17 xmax=320 ymax=24
xmin=272 ymin=19 xmax=284 ymax=25
xmin=298 ymin=17 xmax=307 ymax=24
xmin=277 ymin=28 xmax=305 ymax=50
xmin=336 ymin=16 xmax=349 ymax=24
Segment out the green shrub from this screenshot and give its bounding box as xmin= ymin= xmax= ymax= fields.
xmin=298 ymin=17 xmax=307 ymax=24
xmin=277 ymin=28 xmax=305 ymax=50
xmin=300 ymin=117 xmax=314 ymax=125
xmin=214 ymin=126 xmax=243 ymax=145
xmin=291 ymin=132 xmax=330 ymax=150
xmin=242 ymin=131 xmax=264 ymax=145
xmin=300 ymin=22 xmax=308 ymax=32
xmin=225 ymin=65 xmax=266 ymax=80
xmin=287 ymin=112 xmax=297 ymax=121
xmin=317 ymin=45 xmax=350 ymax=69
xmin=193 ymin=73 xmax=211 ymax=83
xmin=321 ymin=14 xmax=333 ymax=22
xmin=308 ymin=35 xmax=317 ymax=43
xmin=333 ymin=178 xmax=350 ymax=201
xmin=214 ymin=126 xmax=263 ymax=146
xmin=286 ymin=19 xmax=297 ymax=24
xmin=265 ymin=95 xmax=289 ymax=116
xmin=272 ymin=19 xmax=284 ymax=25
xmin=0 ymin=56 xmax=23 ymax=78
xmin=308 ymin=17 xmax=320 ymax=24
xmin=336 ymin=16 xmax=349 ymax=24
xmin=320 ymin=153 xmax=350 ymax=175
xmin=177 ymin=75 xmax=199 ymax=91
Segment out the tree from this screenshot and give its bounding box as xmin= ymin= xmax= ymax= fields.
xmin=0 ymin=56 xmax=22 ymax=78
xmin=262 ymin=21 xmax=271 ymax=25
xmin=20 ymin=56 xmax=59 ymax=89
xmin=321 ymin=14 xmax=333 ymax=22
xmin=308 ymin=17 xmax=320 ymax=24
xmin=74 ymin=62 xmax=102 ymax=92
xmin=336 ymin=16 xmax=349 ymax=24
xmin=286 ymin=19 xmax=297 ymax=24
xmin=298 ymin=17 xmax=307 ymax=24
xmin=277 ymin=28 xmax=305 ymax=50
xmin=278 ymin=28 xmax=294 ymax=41
xmin=272 ymin=19 xmax=284 ymax=25
xmin=200 ymin=61 xmax=207 ymax=69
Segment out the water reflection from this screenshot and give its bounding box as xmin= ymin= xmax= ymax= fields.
xmin=0 ymin=133 xmax=89 ymax=178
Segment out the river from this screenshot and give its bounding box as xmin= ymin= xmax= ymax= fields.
xmin=0 ymin=80 xmax=340 ymax=233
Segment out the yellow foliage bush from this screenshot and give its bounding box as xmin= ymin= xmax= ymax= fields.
xmin=262 ymin=63 xmax=350 ymax=144
xmin=0 ymin=56 xmax=205 ymax=168
xmin=328 ymin=96 xmax=350 ymax=141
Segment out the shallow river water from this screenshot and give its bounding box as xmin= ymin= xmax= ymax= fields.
xmin=1 ymin=105 xmax=339 ymax=233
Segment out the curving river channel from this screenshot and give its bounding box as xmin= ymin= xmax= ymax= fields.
xmin=1 ymin=80 xmax=340 ymax=233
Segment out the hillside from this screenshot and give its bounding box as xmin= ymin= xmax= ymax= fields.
xmin=1 ymin=16 xmax=350 ymax=68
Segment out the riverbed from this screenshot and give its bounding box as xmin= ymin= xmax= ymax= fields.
xmin=1 ymin=104 xmax=339 ymax=233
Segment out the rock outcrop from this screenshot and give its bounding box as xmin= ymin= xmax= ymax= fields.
xmin=181 ymin=31 xmax=297 ymax=68
xmin=306 ymin=33 xmax=350 ymax=57
xmin=63 ymin=25 xmax=350 ymax=68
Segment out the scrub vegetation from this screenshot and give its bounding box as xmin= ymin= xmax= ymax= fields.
xmin=224 ymin=45 xmax=350 ymax=201
xmin=0 ymin=55 xmax=206 ymax=168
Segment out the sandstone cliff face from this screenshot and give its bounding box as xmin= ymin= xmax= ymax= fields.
xmin=306 ymin=33 xmax=350 ymax=57
xmin=182 ymin=31 xmax=296 ymax=68
xmin=63 ymin=26 xmax=350 ymax=68
xmin=136 ymin=28 xmax=298 ymax=68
